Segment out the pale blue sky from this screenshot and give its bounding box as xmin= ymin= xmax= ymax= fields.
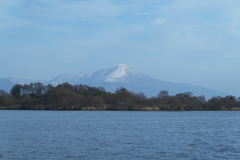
xmin=1 ymin=0 xmax=240 ymax=96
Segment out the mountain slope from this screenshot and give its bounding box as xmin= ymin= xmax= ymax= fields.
xmin=48 ymin=64 xmax=227 ymax=99
xmin=0 ymin=79 xmax=17 ymax=92
xmin=0 ymin=64 xmax=228 ymax=99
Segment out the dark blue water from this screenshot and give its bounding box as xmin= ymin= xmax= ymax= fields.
xmin=0 ymin=111 xmax=240 ymax=160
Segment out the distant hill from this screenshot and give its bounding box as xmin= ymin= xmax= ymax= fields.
xmin=0 ymin=79 xmax=16 ymax=92
xmin=0 ymin=64 xmax=228 ymax=99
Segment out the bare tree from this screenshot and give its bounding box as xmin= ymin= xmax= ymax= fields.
xmin=157 ymin=90 xmax=169 ymax=104
xmin=10 ymin=84 xmax=22 ymax=100
xmin=157 ymin=90 xmax=169 ymax=99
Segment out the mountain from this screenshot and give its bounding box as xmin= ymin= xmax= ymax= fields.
xmin=6 ymin=77 xmax=36 ymax=85
xmin=0 ymin=64 xmax=228 ymax=99
xmin=0 ymin=78 xmax=46 ymax=93
xmin=46 ymin=64 xmax=228 ymax=99
xmin=0 ymin=79 xmax=16 ymax=92
xmin=49 ymin=64 xmax=153 ymax=85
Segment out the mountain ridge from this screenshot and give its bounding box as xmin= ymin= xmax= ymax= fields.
xmin=0 ymin=64 xmax=228 ymax=99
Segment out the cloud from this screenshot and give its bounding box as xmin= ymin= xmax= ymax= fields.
xmin=153 ymin=19 xmax=167 ymax=26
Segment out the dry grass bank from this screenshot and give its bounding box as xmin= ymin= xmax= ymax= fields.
xmin=231 ymin=107 xmax=240 ymax=111
xmin=0 ymin=105 xmax=21 ymax=110
xmin=139 ymin=106 xmax=160 ymax=111
xmin=81 ymin=105 xmax=107 ymax=110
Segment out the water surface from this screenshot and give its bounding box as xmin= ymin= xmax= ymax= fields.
xmin=0 ymin=111 xmax=240 ymax=159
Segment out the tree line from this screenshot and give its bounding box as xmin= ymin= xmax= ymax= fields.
xmin=0 ymin=82 xmax=240 ymax=111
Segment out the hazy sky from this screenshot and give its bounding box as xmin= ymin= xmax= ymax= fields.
xmin=1 ymin=0 xmax=240 ymax=96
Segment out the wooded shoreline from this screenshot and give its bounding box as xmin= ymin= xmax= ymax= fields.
xmin=1 ymin=82 xmax=240 ymax=111
xmin=1 ymin=106 xmax=240 ymax=111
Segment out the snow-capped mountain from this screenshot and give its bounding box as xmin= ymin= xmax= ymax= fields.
xmin=6 ymin=77 xmax=34 ymax=85
xmin=48 ymin=64 xmax=148 ymax=85
xmin=0 ymin=64 xmax=228 ymax=99
xmin=97 ymin=64 xmax=139 ymax=83
xmin=49 ymin=74 xmax=80 ymax=86
xmin=5 ymin=77 xmax=47 ymax=85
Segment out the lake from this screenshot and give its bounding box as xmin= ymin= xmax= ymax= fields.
xmin=0 ymin=111 xmax=239 ymax=160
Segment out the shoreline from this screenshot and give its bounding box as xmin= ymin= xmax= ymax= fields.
xmin=1 ymin=106 xmax=240 ymax=111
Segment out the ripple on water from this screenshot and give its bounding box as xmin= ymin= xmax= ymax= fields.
xmin=0 ymin=111 xmax=240 ymax=160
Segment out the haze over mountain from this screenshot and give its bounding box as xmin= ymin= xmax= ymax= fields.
xmin=0 ymin=64 xmax=227 ymax=99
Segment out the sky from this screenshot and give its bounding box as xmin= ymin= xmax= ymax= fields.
xmin=1 ymin=0 xmax=240 ymax=96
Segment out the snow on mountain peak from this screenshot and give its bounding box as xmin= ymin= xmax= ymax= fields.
xmin=118 ymin=64 xmax=129 ymax=68
xmin=6 ymin=77 xmax=33 ymax=85
xmin=105 ymin=64 xmax=138 ymax=82
xmin=109 ymin=67 xmax=127 ymax=78
xmin=48 ymin=64 xmax=139 ymax=84
xmin=77 ymin=73 xmax=87 ymax=77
